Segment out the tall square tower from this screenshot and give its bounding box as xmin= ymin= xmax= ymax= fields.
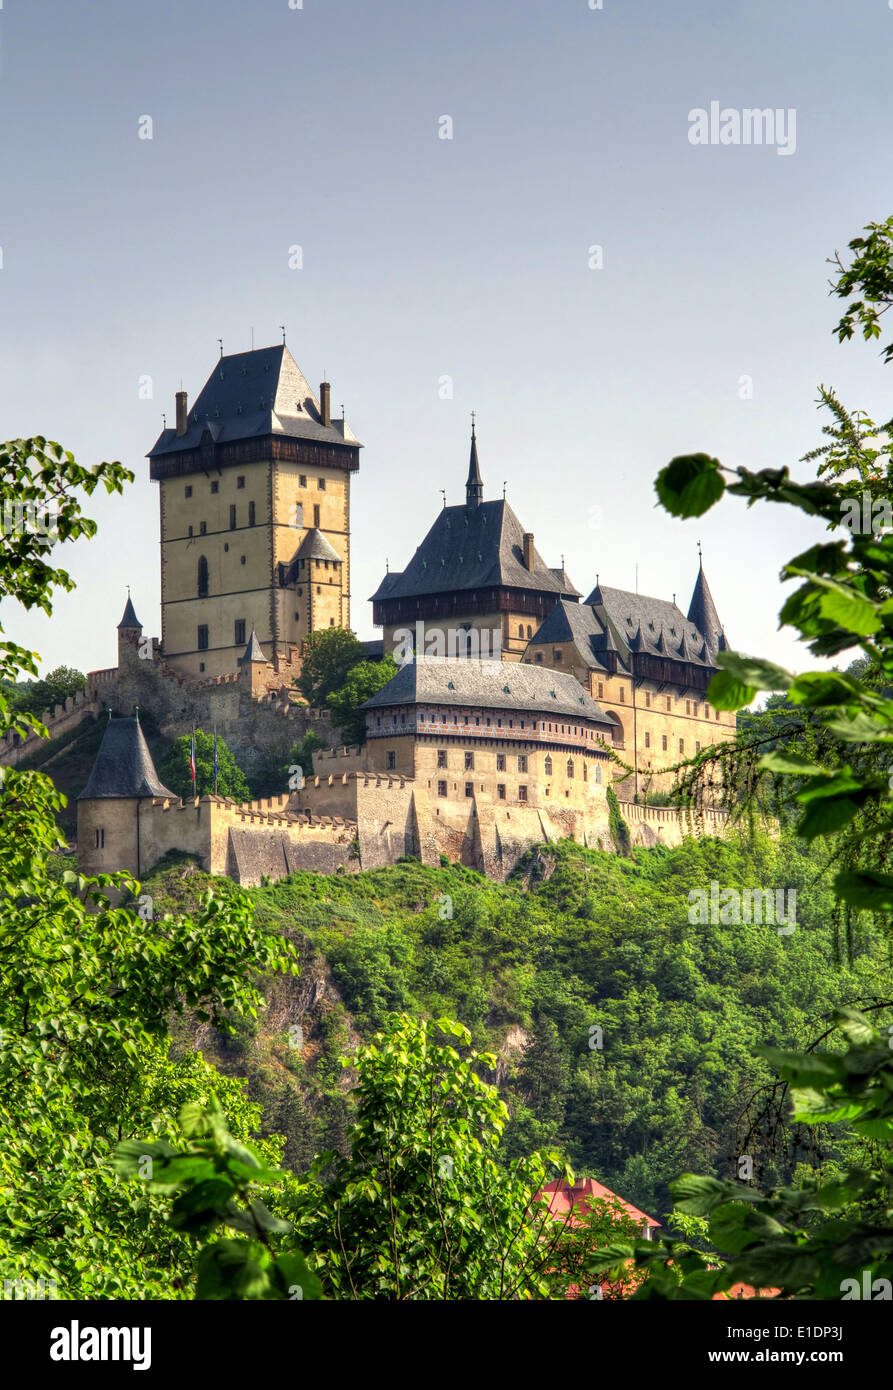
xmin=148 ymin=344 xmax=361 ymax=678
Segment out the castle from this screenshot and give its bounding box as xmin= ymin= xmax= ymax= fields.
xmin=0 ymin=341 xmax=735 ymax=883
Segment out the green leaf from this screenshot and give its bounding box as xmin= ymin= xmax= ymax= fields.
xmin=834 ymin=870 xmax=893 ymax=911
xmin=655 ymin=454 xmax=725 ymax=518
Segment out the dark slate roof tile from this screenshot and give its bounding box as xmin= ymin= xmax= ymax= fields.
xmin=77 ymin=718 xmax=175 ymax=801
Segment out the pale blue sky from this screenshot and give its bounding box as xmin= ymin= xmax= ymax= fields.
xmin=2 ymin=0 xmax=892 ymax=676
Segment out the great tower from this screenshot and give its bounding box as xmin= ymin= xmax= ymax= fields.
xmin=148 ymin=344 xmax=361 ymax=678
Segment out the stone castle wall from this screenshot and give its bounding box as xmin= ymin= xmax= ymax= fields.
xmin=0 ymin=688 xmax=100 ymax=767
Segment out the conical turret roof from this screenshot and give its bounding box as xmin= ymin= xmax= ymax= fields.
xmin=77 ymin=716 xmax=175 ymax=800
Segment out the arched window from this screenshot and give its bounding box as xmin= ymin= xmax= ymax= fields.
xmin=197 ymin=555 xmax=209 ymax=597
xmin=526 ymin=625 xmax=532 ymax=639
xmin=566 ymin=759 xmax=575 ymax=778
xmin=544 ymin=755 xmax=552 ymax=775
xmin=518 ymin=624 xmax=524 ymax=638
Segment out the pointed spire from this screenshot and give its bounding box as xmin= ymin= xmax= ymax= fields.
xmin=239 ymin=628 xmax=268 ymax=665
xmin=687 ymin=557 xmax=726 ymax=655
xmin=466 ymin=415 xmax=483 ymax=508
xmin=117 ymin=593 xmax=142 ymax=630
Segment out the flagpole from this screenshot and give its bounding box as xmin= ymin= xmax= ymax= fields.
xmin=214 ymin=724 xmax=218 ymax=797
xmin=190 ymin=726 xmax=196 ymax=798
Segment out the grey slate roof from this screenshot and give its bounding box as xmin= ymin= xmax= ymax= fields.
xmin=239 ymin=629 xmax=269 ymax=664
xmin=148 ymin=345 xmax=361 ymax=457
xmin=370 ymin=500 xmax=578 ymax=602
xmin=296 ymin=528 xmax=341 ymax=563
xmin=584 ymin=583 xmax=715 ymax=668
xmin=525 ymin=599 xmax=609 ymax=671
xmin=687 ymin=564 xmax=727 ymax=654
xmin=117 ymin=596 xmax=142 ymax=630
xmin=78 ymin=718 xmax=176 ymax=800
xmin=361 ymin=657 xmax=615 ymax=727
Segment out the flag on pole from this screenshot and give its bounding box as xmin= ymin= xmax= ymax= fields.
xmin=213 ymin=729 xmax=219 ymax=796
xmin=190 ymin=729 xmax=196 ymax=793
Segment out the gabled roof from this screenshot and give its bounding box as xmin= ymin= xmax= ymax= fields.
xmin=78 ymin=717 xmax=175 ymax=801
xmin=526 ymin=599 xmax=609 ymax=672
xmin=148 ymin=345 xmax=361 ymax=457
xmin=687 ymin=563 xmax=727 ymax=653
xmin=369 ymin=500 xmax=578 ymax=602
xmin=585 ymin=583 xmax=716 ymax=669
xmin=239 ymin=629 xmax=268 ymax=664
xmin=296 ymin=528 xmax=341 ymax=563
xmin=538 ymin=1177 xmax=660 ymax=1231
xmin=361 ymin=657 xmax=614 ymax=727
xmin=117 ymin=596 xmax=142 ymax=630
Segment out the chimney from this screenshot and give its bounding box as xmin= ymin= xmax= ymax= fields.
xmin=523 ymin=532 xmax=535 ymax=571
xmin=319 ymin=381 xmax=331 ymax=428
xmin=175 ymin=390 xmax=188 ymax=436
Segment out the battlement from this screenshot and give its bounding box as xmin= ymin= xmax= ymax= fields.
xmin=0 ymin=688 xmax=100 ymax=767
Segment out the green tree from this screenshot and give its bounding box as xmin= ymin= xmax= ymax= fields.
xmin=516 ymin=1014 xmax=570 ymax=1128
xmin=159 ymin=729 xmax=250 ymax=801
xmin=289 ymin=1015 xmax=569 ymax=1298
xmin=295 ymin=627 xmax=366 ymax=706
xmin=0 ymin=437 xmax=301 ymax=1297
xmin=327 ymin=654 xmax=398 ymax=744
xmin=13 ymin=664 xmax=86 ymax=716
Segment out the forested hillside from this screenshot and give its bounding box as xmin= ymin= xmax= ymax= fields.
xmin=142 ymin=830 xmax=890 ymax=1220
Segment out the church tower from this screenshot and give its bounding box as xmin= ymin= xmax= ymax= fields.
xmin=148 ymin=344 xmax=362 ymax=678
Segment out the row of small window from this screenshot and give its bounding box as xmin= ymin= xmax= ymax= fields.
xmin=446 ymin=783 xmax=527 ymax=800
xmin=643 ymin=733 xmax=702 ymax=753
xmin=197 ymin=620 xmax=249 ymax=650
xmin=184 ymin=475 xmax=327 ymax=497
xmin=595 ymin=682 xmax=719 ymax=719
xmin=410 ymin=711 xmax=597 ymax=738
xmin=438 ymin=751 xmax=529 ymax=771
xmin=187 ymin=503 xmax=256 ymax=537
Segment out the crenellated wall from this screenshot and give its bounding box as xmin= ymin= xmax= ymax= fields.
xmin=0 ymin=688 xmax=100 ymax=767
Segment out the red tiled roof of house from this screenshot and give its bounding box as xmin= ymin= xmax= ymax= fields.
xmin=538 ymin=1177 xmax=661 ymax=1231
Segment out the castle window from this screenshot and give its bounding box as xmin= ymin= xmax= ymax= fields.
xmin=618 ymin=687 xmax=625 ymax=702
xmin=715 ymin=709 xmax=721 ymax=720
xmin=241 ymin=556 xmax=246 ymax=565
xmin=518 ymin=786 xmax=528 ymax=802
xmin=704 ymin=703 xmax=710 ymax=717
xmin=313 ymin=504 xmax=321 ymax=527
xmin=199 ymin=662 xmax=205 ymax=673
xmin=237 ymin=476 xmax=245 ymax=489
xmin=185 ymin=485 xmax=192 ymax=498
xmin=518 ymin=755 xmax=527 ymax=772
xmin=200 ymin=521 xmax=207 ymax=535
xmin=685 ymin=700 xmax=691 ymax=715
xmin=644 ymin=732 xmax=651 ymax=749
xmin=583 ymin=762 xmax=588 ymax=781
xmin=544 ymin=756 xmax=552 ymax=775
xmin=496 ymin=754 xmax=506 ymax=771
xmin=197 ymin=555 xmax=209 ymax=597
xmin=465 ymin=752 xmax=474 ymax=770
xmin=235 ymin=619 xmax=246 ymax=646
xmin=666 ymin=696 xmax=671 ymax=711
xmin=595 ymin=764 xmax=602 ymax=784
xmin=645 ymin=691 xmax=651 ymax=707
xmin=386 ymin=751 xmax=396 ymax=770
xmin=679 ymin=738 xmax=684 ymax=753
xmin=245 ymin=501 xmax=255 ymax=527
xmin=94 ymin=827 xmax=105 ymax=849
xmin=299 ymin=474 xmax=307 ymax=487
xmin=318 ymin=477 xmax=326 ymax=489
xmin=438 ymin=780 xmax=447 ymax=797
xmin=317 ymin=586 xmax=321 ymax=595
xmin=526 ymin=626 xmax=532 ymax=638
xmin=437 ymin=750 xmax=447 ymax=768
xmin=566 ymin=759 xmax=574 ymax=778
xmin=465 ymin=782 xmax=473 ymax=798
xmin=518 ymin=625 xmax=524 ymax=638
xmin=661 ymin=735 xmax=668 ymax=751
xmin=211 ymin=481 xmax=219 ymax=494
xmin=553 ymin=649 xmax=562 ymax=662
xmin=230 ymin=504 xmax=237 ymax=529
xmin=598 ymin=683 xmax=604 ymax=698
xmin=535 ymin=653 xmax=543 ymax=663
xmin=197 ymin=625 xmax=209 ymax=651
xmin=329 ymin=618 xmax=335 ymax=626
xmin=188 ymin=525 xmax=193 ymax=537
xmin=696 ymin=741 xmax=701 ymax=752
xmin=497 ymin=784 xmax=506 ymax=799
